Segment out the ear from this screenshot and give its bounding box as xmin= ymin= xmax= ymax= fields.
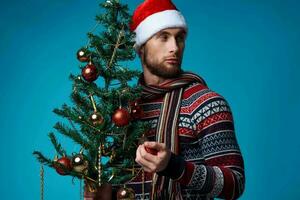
xmin=138 ymin=45 xmax=145 ymax=58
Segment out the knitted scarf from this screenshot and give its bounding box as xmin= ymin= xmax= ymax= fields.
xmin=139 ymin=72 xmax=207 ymax=200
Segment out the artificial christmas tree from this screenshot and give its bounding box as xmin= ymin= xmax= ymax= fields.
xmin=33 ymin=0 xmax=149 ymax=199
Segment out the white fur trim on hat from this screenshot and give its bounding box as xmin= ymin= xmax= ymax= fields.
xmin=134 ymin=10 xmax=187 ymax=52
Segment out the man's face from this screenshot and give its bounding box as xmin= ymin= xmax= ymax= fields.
xmin=140 ymin=28 xmax=186 ymax=79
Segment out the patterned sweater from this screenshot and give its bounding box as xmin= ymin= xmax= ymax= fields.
xmin=127 ymin=81 xmax=245 ymax=200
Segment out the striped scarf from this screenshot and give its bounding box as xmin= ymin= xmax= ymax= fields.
xmin=139 ymin=72 xmax=207 ymax=200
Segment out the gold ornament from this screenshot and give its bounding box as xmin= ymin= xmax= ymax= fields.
xmin=72 ymin=152 xmax=89 ymax=175
xmin=90 ymin=112 xmax=104 ymax=126
xmin=117 ymin=186 xmax=135 ymax=200
xmin=77 ymin=48 xmax=90 ymax=62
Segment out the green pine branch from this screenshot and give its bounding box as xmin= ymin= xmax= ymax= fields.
xmin=53 ymin=122 xmax=92 ymax=150
xmin=34 ymin=0 xmax=149 ymax=186
xmin=70 ymin=92 xmax=93 ymax=114
xmin=33 ymin=151 xmax=54 ymax=167
xmin=48 ymin=132 xmax=67 ymax=156
xmin=53 ymin=104 xmax=75 ymax=119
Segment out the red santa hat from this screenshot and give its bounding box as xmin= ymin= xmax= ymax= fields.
xmin=130 ymin=0 xmax=187 ymax=51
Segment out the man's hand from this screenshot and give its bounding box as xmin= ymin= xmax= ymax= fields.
xmin=135 ymin=141 xmax=171 ymax=173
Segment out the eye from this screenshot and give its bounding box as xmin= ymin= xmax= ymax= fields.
xmin=176 ymin=34 xmax=186 ymax=43
xmin=159 ymin=34 xmax=169 ymax=41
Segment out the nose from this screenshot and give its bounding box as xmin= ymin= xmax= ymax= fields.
xmin=168 ymin=37 xmax=179 ymax=54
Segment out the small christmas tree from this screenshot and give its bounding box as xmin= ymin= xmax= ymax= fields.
xmin=33 ymin=0 xmax=148 ymax=199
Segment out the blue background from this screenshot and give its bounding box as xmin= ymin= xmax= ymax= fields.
xmin=1 ymin=0 xmax=299 ymax=199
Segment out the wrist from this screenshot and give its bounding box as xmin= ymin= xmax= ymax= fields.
xmin=157 ymin=152 xmax=185 ymax=180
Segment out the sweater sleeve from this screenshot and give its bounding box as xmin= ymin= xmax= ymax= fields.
xmin=157 ymin=91 xmax=245 ymax=199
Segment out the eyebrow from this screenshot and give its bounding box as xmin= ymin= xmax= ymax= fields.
xmin=155 ymin=30 xmax=187 ymax=38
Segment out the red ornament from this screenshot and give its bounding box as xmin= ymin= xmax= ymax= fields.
xmin=54 ymin=157 xmax=72 ymax=175
xmin=130 ymin=101 xmax=144 ymax=119
xmin=81 ymin=62 xmax=98 ymax=82
xmin=145 ymin=147 xmax=158 ymax=155
xmin=112 ymin=108 xmax=131 ymax=127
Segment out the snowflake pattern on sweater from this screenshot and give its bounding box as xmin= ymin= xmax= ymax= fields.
xmin=127 ymin=82 xmax=245 ymax=200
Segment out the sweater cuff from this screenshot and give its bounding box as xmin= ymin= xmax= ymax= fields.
xmin=156 ymin=153 xmax=186 ymax=180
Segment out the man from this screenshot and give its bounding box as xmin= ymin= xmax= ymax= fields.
xmin=128 ymin=0 xmax=245 ymax=199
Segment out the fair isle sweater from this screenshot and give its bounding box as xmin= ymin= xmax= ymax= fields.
xmin=127 ymin=81 xmax=245 ymax=200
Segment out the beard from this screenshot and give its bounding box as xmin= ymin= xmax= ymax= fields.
xmin=142 ymin=47 xmax=182 ymax=79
